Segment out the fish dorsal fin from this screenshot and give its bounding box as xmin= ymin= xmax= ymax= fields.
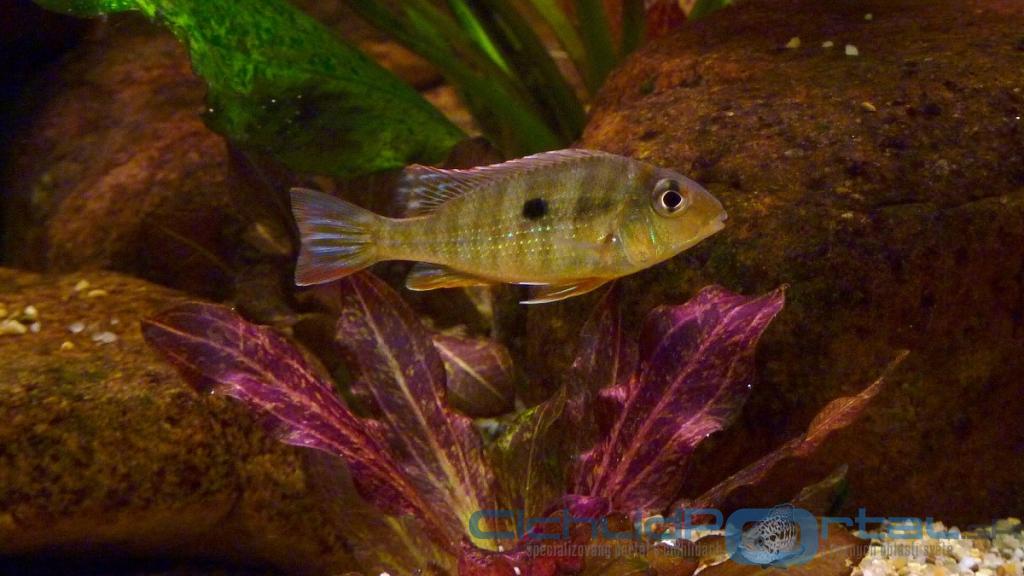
xmin=399 ymin=149 xmax=618 ymax=216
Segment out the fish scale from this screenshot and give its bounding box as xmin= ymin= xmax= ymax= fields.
xmin=290 ymin=149 xmax=727 ymax=303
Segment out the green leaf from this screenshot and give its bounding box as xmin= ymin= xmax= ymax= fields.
xmin=460 ymin=0 xmax=587 ymax=143
xmin=447 ymin=0 xmax=512 ymax=73
xmin=620 ymin=0 xmax=646 ymax=57
xmin=575 ymin=0 xmax=619 ymax=90
xmin=490 ymin=386 xmax=570 ymax=520
xmin=347 ymin=0 xmax=565 ymax=156
xmin=523 ymin=0 xmax=590 ymax=92
xmin=34 ymin=0 xmax=465 ymax=178
xmin=686 ymin=0 xmax=735 ymax=20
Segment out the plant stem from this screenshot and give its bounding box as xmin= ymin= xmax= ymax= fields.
xmin=574 ymin=0 xmax=618 ymax=91
xmin=446 ymin=0 xmax=511 ymax=74
xmin=347 ymin=0 xmax=563 ymax=155
xmin=523 ymin=0 xmax=591 ymax=93
xmin=464 ymin=0 xmax=586 ymax=143
xmin=619 ymin=0 xmax=645 ymax=57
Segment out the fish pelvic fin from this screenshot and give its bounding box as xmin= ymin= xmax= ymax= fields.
xmin=520 ymin=278 xmax=609 ymax=304
xmin=405 ymin=263 xmax=494 ymax=291
xmin=291 ymin=188 xmax=383 ymax=286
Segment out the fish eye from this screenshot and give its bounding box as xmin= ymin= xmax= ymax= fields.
xmin=652 ymin=178 xmax=689 ymax=216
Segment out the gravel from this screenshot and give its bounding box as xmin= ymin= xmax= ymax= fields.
xmin=854 ymin=518 xmax=1023 ymax=576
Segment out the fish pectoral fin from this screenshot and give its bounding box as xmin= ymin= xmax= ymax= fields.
xmin=405 ymin=263 xmax=494 ymax=291
xmin=520 ymin=278 xmax=608 ymax=305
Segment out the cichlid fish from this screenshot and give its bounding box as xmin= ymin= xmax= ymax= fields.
xmin=291 ymin=149 xmax=726 ymax=304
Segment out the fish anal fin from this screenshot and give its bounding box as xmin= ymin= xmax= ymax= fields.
xmin=520 ymin=278 xmax=608 ymax=305
xmin=405 ymin=263 xmax=494 ymax=291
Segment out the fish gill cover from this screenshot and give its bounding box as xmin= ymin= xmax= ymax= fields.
xmin=142 ymin=276 xmax=901 ymax=575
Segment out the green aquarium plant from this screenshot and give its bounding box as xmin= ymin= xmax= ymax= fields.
xmin=34 ymin=0 xmax=736 ymax=179
xmin=143 ymin=273 xmax=903 ymax=575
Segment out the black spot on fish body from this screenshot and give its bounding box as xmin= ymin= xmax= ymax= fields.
xmin=522 ymin=197 xmax=547 ymax=220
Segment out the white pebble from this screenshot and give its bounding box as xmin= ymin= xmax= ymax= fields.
xmin=846 ymin=44 xmax=860 ymax=56
xmin=86 ymin=289 xmax=109 ymax=298
xmin=110 ymin=317 xmax=120 ymax=325
xmin=22 ymin=305 xmax=38 ymax=321
xmin=982 ymin=553 xmax=1002 ymax=568
xmin=68 ymin=321 xmax=85 ymax=334
xmin=822 ymin=40 xmax=835 ymax=48
xmin=514 ymin=567 xmax=521 ymax=576
xmin=959 ymin=556 xmax=980 ymax=572
xmin=29 ymin=322 xmax=41 ymax=333
xmin=73 ymin=279 xmax=90 ymax=292
xmin=0 ymin=319 xmax=27 ymax=335
xmin=785 ymin=36 xmax=801 ymax=49
xmin=92 ymin=331 xmax=119 ymax=344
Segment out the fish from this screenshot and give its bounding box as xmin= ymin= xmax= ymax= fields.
xmin=735 ymin=504 xmax=806 ymax=567
xmin=290 ymin=149 xmax=727 ymax=304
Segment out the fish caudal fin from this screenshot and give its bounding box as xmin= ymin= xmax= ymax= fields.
xmin=291 ymin=188 xmax=382 ymax=286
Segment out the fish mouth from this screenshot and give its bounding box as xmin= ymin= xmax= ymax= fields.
xmin=701 ymin=210 xmax=728 ymax=238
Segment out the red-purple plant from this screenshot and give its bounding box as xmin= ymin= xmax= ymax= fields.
xmin=143 ymin=274 xmax=896 ymax=575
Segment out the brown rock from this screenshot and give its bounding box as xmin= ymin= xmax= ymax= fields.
xmin=0 ymin=268 xmax=357 ymax=574
xmin=527 ymin=0 xmax=1024 ymax=524
xmin=1 ymin=10 xmax=474 ymax=318
xmin=1 ymin=16 xmax=296 ymax=306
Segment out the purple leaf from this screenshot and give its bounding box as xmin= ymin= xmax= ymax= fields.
xmin=575 ymin=286 xmax=786 ymax=514
xmin=458 ymin=540 xmax=557 ymax=576
xmin=305 ymin=452 xmax=455 ymax=574
xmin=568 ymin=284 xmax=638 ymax=436
xmin=534 ymin=494 xmax=612 ymax=528
xmin=791 ymin=465 xmax=849 ymax=516
xmin=433 ymin=333 xmax=516 ymax=418
xmin=321 ymin=273 xmax=498 ymax=548
xmin=457 ymin=495 xmax=612 ymax=576
xmin=141 ymin=302 xmax=453 ymax=547
xmin=570 ymin=284 xmax=637 ymax=397
xmin=688 ymin=352 xmax=907 ymax=510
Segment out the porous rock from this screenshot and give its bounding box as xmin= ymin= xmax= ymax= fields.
xmin=0 ymin=268 xmax=356 ymax=575
xmin=528 ymin=0 xmax=1024 ymax=524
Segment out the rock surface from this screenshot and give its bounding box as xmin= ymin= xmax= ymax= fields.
xmin=527 ymin=0 xmax=1024 ymax=524
xmin=1 ymin=16 xmax=290 ymax=303
xmin=0 ymin=9 xmax=473 ymax=306
xmin=0 ymin=268 xmax=356 ymax=575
